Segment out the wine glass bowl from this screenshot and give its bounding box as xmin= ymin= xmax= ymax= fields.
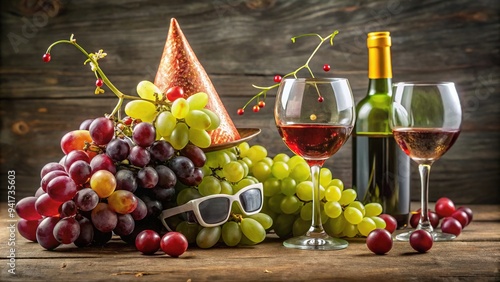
xmin=390 ymin=82 xmax=462 ymax=241
xmin=275 ymin=78 xmax=355 ymax=250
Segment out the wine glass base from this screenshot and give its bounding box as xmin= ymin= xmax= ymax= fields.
xmin=395 ymin=230 xmax=456 ymax=242
xmin=283 ymin=235 xmax=348 ymax=250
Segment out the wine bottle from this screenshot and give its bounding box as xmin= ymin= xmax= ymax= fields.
xmin=352 ymin=31 xmax=410 ymax=229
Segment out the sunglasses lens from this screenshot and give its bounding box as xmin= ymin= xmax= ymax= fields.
xmin=199 ymin=197 xmax=231 ymax=224
xmin=239 ymin=188 xmax=262 ymax=213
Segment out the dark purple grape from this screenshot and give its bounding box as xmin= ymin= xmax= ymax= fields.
xmin=64 ymin=150 xmax=90 ymax=171
xmin=106 ymin=138 xmax=130 ymax=161
xmin=18 ymin=219 xmax=40 ymax=242
xmin=90 ymin=154 xmax=116 ymax=174
xmin=409 ymin=229 xmax=433 ymax=253
xmin=36 ymin=216 xmax=61 ymax=250
xmin=181 ymin=144 xmax=206 ymax=167
xmin=149 ymin=140 xmax=175 ymax=163
xmin=155 ymin=165 xmax=177 ymax=189
xmin=151 ymin=187 xmax=175 ymax=202
xmin=89 ymin=117 xmax=115 ymax=145
xmin=168 ymin=156 xmax=194 ymax=179
xmin=131 ymin=197 xmax=147 ymax=221
xmin=79 ymin=118 xmax=94 ymax=130
xmin=128 ymin=146 xmax=151 ymax=167
xmin=74 ymin=217 xmax=94 ymax=247
xmin=69 ymin=160 xmax=92 ymax=185
xmin=53 ymin=217 xmax=80 ymax=244
xmin=91 ymin=203 xmax=118 ymax=233
xmin=40 ymin=162 xmax=65 ymax=179
xmin=91 ymin=228 xmax=112 ymax=246
xmin=179 ymin=167 xmax=203 ymax=186
xmin=115 ymin=169 xmax=138 ymax=192
xmin=114 ymin=213 xmax=135 ymax=236
xmin=137 ymin=167 xmax=158 ymax=189
xmin=366 ymin=228 xmax=393 ymax=255
xmin=140 ymin=195 xmax=162 ymax=218
xmin=74 ymin=188 xmax=99 ymax=212
xmin=59 ymin=200 xmax=78 ymax=218
xmin=133 ymin=122 xmax=156 ymax=147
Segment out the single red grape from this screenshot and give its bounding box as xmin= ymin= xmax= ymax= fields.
xmin=135 ymin=230 xmax=161 ymax=255
xmin=378 ymin=214 xmax=397 ymax=234
xmin=410 ymin=209 xmax=439 ymax=229
xmin=451 ymin=209 xmax=469 ymax=228
xmin=456 ymin=206 xmax=473 ymax=225
xmin=409 ymin=230 xmax=433 ymax=253
xmin=366 ymin=228 xmax=393 ymax=255
xmin=42 ymin=53 xmax=51 ymax=62
xmin=160 ymin=232 xmax=188 ymax=257
xmin=435 ymin=197 xmax=455 ymax=218
xmin=440 ymin=217 xmax=462 ymax=236
xmin=166 ymin=86 xmax=184 ymax=101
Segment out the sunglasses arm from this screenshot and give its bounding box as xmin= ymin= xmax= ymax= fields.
xmin=158 ymin=201 xmax=195 ymax=232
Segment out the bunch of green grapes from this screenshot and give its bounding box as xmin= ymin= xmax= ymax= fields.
xmin=203 ymin=142 xmax=387 ymax=240
xmin=124 ymin=81 xmax=220 ymax=150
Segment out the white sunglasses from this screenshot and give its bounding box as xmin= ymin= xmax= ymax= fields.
xmin=159 ymin=183 xmax=263 ymax=231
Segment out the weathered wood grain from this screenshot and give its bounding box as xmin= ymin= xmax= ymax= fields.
xmin=1 ymin=0 xmax=499 ymax=203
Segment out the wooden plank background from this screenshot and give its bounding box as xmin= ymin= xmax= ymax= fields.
xmin=0 ymin=0 xmax=498 ymax=204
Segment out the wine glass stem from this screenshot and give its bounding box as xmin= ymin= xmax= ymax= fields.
xmin=417 ymin=164 xmax=433 ymax=232
xmin=307 ymin=165 xmax=326 ymax=236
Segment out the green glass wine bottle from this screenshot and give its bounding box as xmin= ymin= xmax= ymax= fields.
xmin=352 ymin=31 xmax=410 ymax=229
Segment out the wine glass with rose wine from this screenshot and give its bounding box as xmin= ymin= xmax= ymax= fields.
xmin=390 ymin=82 xmax=462 ymax=241
xmin=275 ymin=78 xmax=355 ymax=250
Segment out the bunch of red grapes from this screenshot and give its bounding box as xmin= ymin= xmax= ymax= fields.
xmin=366 ymin=197 xmax=474 ymax=255
xmin=15 ymin=116 xmax=199 ymax=256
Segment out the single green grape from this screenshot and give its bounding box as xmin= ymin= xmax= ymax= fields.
xmin=240 ymin=218 xmax=266 ymax=243
xmin=343 ymin=222 xmax=359 ymax=238
xmin=295 ymin=181 xmax=313 ymax=202
xmin=185 ymin=110 xmax=211 ymax=130
xmin=357 ymin=217 xmax=377 ymax=237
xmin=189 ymin=128 xmax=211 ymax=148
xmin=292 ymin=217 xmax=310 ymax=237
xmin=344 ymin=206 xmax=364 ymax=225
xmin=287 ymin=155 xmax=306 ymax=169
xmin=289 ymin=162 xmax=310 ymax=182
xmin=263 ymin=177 xmax=281 ymax=197
xmin=325 ymin=185 xmax=342 ymax=202
xmin=175 ymin=221 xmax=200 ymax=244
xmin=196 ymin=226 xmax=222 ymax=248
xmin=279 ymin=177 xmax=297 ymax=196
xmin=300 ymin=202 xmax=313 ymax=221
xmin=169 ymin=122 xmax=189 ymax=150
xmin=273 ymin=153 xmax=290 ymax=163
xmin=155 ymin=111 xmax=176 ymax=137
xmin=338 ymin=189 xmax=357 ymax=206
xmin=201 ymin=109 xmax=220 ymax=131
xmin=198 ymin=176 xmax=221 ymax=196
xmin=171 ymin=98 xmax=190 ymax=119
xmin=365 ymin=203 xmax=383 ymax=217
xmin=219 ymin=180 xmax=233 ymax=195
xmin=248 ymin=213 xmax=273 ymax=230
xmin=186 ymin=92 xmax=208 ymax=110
xmin=328 ymin=178 xmax=344 ymax=191
xmin=319 ymin=167 xmax=332 ymax=187
xmin=136 ymin=80 xmax=162 ymax=100
xmin=124 ymin=100 xmax=156 ymax=122
xmin=176 ymin=187 xmax=201 ymax=206
xmin=252 ymin=161 xmax=271 ymax=182
xmin=221 ymin=221 xmax=242 ymax=247
xmin=246 ymin=145 xmax=267 ymax=162
xmin=223 ymin=161 xmax=245 ymax=183
xmin=324 ymin=201 xmax=342 ymax=219
xmin=348 ymin=201 xmax=366 ymax=216
xmin=370 ymin=216 xmax=387 ymax=229
xmin=268 ymin=194 xmax=286 ymax=214
xmin=280 ymin=195 xmax=301 ymax=214
xmin=271 ymin=161 xmax=290 ymax=180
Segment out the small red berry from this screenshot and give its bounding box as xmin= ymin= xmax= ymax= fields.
xmin=323 ymin=64 xmax=331 ymax=72
xmin=42 ymin=53 xmax=51 ymax=63
xmin=237 ymin=108 xmax=244 ymax=115
xmin=318 ymin=96 xmax=324 ymax=103
xmin=258 ymin=101 xmax=265 ymax=108
xmin=95 ymin=78 xmax=104 ymax=87
xmin=274 ymin=75 xmax=282 ymax=83
xmin=166 ymin=86 xmax=184 ymax=101
xmin=252 ymin=105 xmax=260 ymax=112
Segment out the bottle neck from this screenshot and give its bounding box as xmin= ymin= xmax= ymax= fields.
xmin=367 ymin=78 xmax=392 ymax=96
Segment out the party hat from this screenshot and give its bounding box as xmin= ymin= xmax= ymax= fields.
xmin=154 ymin=18 xmax=241 ymax=144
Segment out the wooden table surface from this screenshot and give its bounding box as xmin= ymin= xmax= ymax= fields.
xmin=1 ymin=204 xmax=499 ymax=281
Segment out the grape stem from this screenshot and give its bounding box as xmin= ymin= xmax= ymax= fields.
xmin=45 ymin=34 xmax=156 ymax=119
xmin=241 ymin=30 xmax=339 ymax=110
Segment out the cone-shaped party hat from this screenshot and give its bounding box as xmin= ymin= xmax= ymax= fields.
xmin=154 ymin=18 xmax=241 ymax=144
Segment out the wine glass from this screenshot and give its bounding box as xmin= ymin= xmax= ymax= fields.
xmin=274 ymin=78 xmax=355 ymax=250
xmin=390 ymin=82 xmax=462 ymax=241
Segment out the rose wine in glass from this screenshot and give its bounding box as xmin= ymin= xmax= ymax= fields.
xmin=390 ymin=82 xmax=462 ymax=241
xmin=275 ymin=78 xmax=355 ymax=250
